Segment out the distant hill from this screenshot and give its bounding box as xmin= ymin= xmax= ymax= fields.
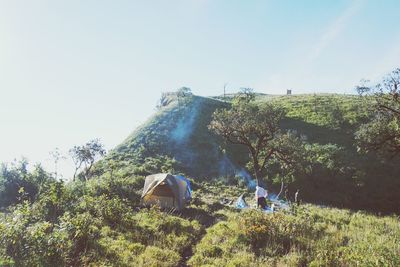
xmin=96 ymin=93 xmax=400 ymax=214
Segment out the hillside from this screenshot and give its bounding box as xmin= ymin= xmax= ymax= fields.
xmin=96 ymin=93 xmax=400 ymax=214
xmin=105 ymin=95 xmax=248 ymax=178
xmin=1 ymin=93 xmax=400 ymax=266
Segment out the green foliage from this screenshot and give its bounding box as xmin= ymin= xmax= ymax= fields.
xmin=0 ymin=161 xmax=399 ymax=266
xmin=92 ymin=93 xmax=400 ymax=213
xmin=3 ymin=91 xmax=400 ymax=266
xmin=209 ymin=100 xmax=289 ymax=179
xmin=136 ymin=246 xmax=180 ymax=267
xmin=355 ymin=68 xmax=400 ymax=158
xmin=0 ymin=163 xmax=204 ymax=266
xmin=0 ymin=160 xmax=56 ymax=208
xmin=70 ymin=139 xmax=106 ymax=181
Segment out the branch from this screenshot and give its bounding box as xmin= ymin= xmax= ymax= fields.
xmin=261 ymin=149 xmax=275 ymax=169
xmin=378 ymin=104 xmax=400 ymax=116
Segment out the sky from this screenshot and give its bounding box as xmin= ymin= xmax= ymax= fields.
xmin=0 ymin=0 xmax=399 ymax=179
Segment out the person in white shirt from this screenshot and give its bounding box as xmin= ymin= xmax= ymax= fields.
xmin=255 ymin=185 xmax=268 ymax=209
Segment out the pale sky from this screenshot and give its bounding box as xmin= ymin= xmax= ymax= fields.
xmin=0 ymin=0 xmax=399 ymax=179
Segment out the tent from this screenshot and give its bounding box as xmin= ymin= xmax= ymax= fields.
xmin=141 ymin=173 xmax=192 ymax=210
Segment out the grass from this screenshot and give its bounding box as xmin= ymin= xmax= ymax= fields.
xmin=189 ymin=201 xmax=400 ymax=266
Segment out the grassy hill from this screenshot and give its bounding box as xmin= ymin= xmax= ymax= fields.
xmin=104 ymin=95 xmax=247 ymax=178
xmin=95 ymin=93 xmax=400 ymax=214
xmin=1 ymin=93 xmax=400 ymax=266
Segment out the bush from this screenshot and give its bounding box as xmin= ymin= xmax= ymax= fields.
xmin=136 ymin=246 xmax=180 ymax=267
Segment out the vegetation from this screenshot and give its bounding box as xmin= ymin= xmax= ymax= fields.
xmin=209 ymin=89 xmax=304 ymax=185
xmin=95 ymin=89 xmax=400 ymax=214
xmin=189 ymin=205 xmax=400 ymax=266
xmin=355 ymin=68 xmax=400 ymax=158
xmin=1 ymin=164 xmax=399 ymax=266
xmin=1 ymin=74 xmax=400 ymax=265
xmin=0 ymin=162 xmax=202 ymax=266
xmin=70 ymin=139 xmax=106 ymax=181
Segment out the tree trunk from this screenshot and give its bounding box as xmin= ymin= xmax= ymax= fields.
xmin=252 ymin=153 xmax=261 ymax=186
xmin=276 ymin=179 xmax=285 ymax=200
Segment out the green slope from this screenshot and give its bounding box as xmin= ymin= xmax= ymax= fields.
xmin=97 ymin=93 xmax=400 ymax=213
xmin=102 ymin=95 xmax=249 ymax=179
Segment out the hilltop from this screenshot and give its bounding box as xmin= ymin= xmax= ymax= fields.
xmin=95 ymin=93 xmax=400 ymax=214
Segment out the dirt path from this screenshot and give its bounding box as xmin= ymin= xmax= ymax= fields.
xmin=178 ymin=205 xmax=224 ymax=267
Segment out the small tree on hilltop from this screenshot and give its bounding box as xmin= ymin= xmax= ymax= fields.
xmin=208 ymin=91 xmax=304 ymax=185
xmin=235 ymin=88 xmax=256 ymax=104
xmin=176 ymin=87 xmax=192 ymax=107
xmin=176 ymin=87 xmax=192 ymax=98
xmin=69 ymin=139 xmax=106 ymax=181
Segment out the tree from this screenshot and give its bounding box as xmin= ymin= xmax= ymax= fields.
xmin=234 ymin=88 xmax=255 ymax=104
xmin=209 ymin=95 xmax=303 ymax=184
xmin=355 ymin=68 xmax=400 ymax=158
xmin=176 ymin=87 xmax=192 ymax=98
xmin=175 ymin=87 xmax=193 ymax=108
xmin=69 ymin=139 xmax=106 ymax=181
xmin=49 ymin=148 xmax=66 ymax=180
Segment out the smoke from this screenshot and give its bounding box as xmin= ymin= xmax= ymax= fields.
xmin=218 ymin=154 xmax=236 ymax=177
xmin=169 ymin=99 xmax=203 ymax=169
xmin=268 ymin=193 xmax=278 ymax=200
xmin=237 ymin=168 xmax=257 ymax=189
xmin=218 ymin=154 xmax=257 ymax=189
xmin=171 ymin=100 xmax=201 ymax=145
xmin=218 ymin=155 xmax=290 ymax=209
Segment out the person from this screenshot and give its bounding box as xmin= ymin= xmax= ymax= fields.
xmin=294 ymin=189 xmax=300 ymax=206
xmin=284 ymin=188 xmax=289 ymax=202
xmin=255 ymin=185 xmax=268 ymax=209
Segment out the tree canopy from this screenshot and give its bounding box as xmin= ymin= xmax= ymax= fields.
xmin=209 ymin=94 xmax=303 ymax=184
xmin=69 ymin=139 xmax=106 ymax=181
xmin=355 ymin=68 xmax=400 ymax=158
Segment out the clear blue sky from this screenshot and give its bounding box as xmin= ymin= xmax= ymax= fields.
xmin=1 ymin=0 xmax=399 ymax=179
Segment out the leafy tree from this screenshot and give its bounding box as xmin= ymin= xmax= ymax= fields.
xmin=355 ymin=68 xmax=400 ymax=157
xmin=209 ymin=96 xmax=303 ymax=184
xmin=69 ymin=139 xmax=106 ymax=181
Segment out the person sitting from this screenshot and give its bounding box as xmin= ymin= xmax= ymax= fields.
xmin=255 ymin=185 xmax=268 ymax=209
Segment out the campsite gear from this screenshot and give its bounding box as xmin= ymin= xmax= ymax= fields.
xmin=257 ymin=196 xmax=267 ymax=209
xmin=141 ymin=173 xmax=192 ymax=210
xmin=235 ymin=194 xmax=248 ymax=209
